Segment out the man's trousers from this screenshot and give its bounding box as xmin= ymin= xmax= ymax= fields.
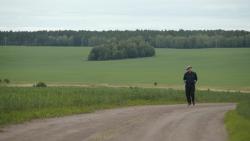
xmin=185 ymin=84 xmax=195 ymax=105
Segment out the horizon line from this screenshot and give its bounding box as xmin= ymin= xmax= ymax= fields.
xmin=1 ymin=28 xmax=250 ymax=32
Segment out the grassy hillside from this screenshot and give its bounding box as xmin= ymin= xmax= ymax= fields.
xmin=0 ymin=46 xmax=250 ymax=90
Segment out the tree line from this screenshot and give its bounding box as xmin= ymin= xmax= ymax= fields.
xmin=0 ymin=30 xmax=250 ymax=48
xmin=88 ymin=37 xmax=155 ymax=60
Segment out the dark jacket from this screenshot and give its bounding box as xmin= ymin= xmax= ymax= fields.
xmin=183 ymin=71 xmax=198 ymax=86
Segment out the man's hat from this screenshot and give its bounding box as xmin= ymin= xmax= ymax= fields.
xmin=186 ymin=65 xmax=192 ymax=70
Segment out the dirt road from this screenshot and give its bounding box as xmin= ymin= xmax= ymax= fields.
xmin=0 ymin=103 xmax=235 ymax=141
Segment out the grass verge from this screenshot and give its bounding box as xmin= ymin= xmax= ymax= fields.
xmin=225 ymin=102 xmax=250 ymax=141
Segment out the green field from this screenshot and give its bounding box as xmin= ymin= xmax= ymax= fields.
xmin=1 ymin=46 xmax=250 ymax=90
xmin=1 ymin=46 xmax=250 ymax=140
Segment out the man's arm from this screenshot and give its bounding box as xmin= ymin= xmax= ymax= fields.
xmin=194 ymin=72 xmax=198 ymax=83
xmin=183 ymin=73 xmax=186 ymax=84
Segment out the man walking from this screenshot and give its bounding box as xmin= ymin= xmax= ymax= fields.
xmin=183 ymin=65 xmax=198 ymax=106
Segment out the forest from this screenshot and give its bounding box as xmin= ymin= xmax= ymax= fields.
xmin=0 ymin=30 xmax=250 ymax=48
xmin=88 ymin=36 xmax=155 ymax=60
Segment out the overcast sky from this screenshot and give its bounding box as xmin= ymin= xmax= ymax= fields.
xmin=0 ymin=0 xmax=249 ymax=31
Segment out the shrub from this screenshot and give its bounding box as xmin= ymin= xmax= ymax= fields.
xmin=33 ymin=82 xmax=47 ymax=87
xmin=3 ymin=79 xmax=10 ymax=84
xmin=154 ymin=82 xmax=158 ymax=86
